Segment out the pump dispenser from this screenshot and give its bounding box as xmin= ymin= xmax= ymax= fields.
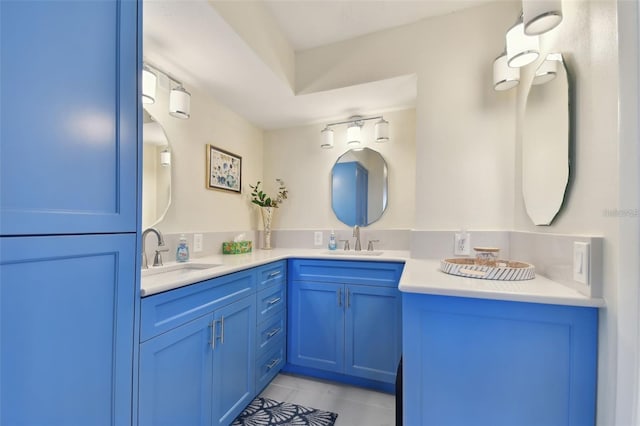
xmin=328 ymin=230 xmax=337 ymax=250
xmin=176 ymin=234 xmax=190 ymax=262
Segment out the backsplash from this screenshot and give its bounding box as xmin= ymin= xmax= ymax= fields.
xmin=145 ymin=231 xmax=259 ymax=262
xmin=269 ymin=229 xmax=412 ymax=250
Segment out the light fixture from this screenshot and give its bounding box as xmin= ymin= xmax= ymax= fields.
xmin=347 ymin=119 xmax=363 ymax=145
xmin=532 ymin=53 xmax=561 ymax=85
xmin=160 ymin=148 xmax=171 ymax=167
xmin=523 ymin=0 xmax=563 ymax=36
xmin=320 ymin=126 xmax=334 ymax=149
xmin=493 ymin=52 xmax=520 ymax=91
xmin=506 ymin=13 xmax=540 ymax=68
xmin=319 ymin=115 xmax=390 ymax=148
xmin=142 ymin=66 xmax=157 ymax=104
xmin=375 ymin=118 xmax=390 ymax=142
xmin=169 ymin=85 xmax=191 ymax=119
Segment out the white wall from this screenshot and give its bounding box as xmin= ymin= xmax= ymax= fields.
xmin=143 ymin=79 xmax=264 ymax=234
xmin=262 ymin=108 xmax=416 ymax=230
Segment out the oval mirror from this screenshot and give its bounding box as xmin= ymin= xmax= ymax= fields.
xmin=522 ymin=53 xmax=570 ymax=225
xmin=142 ymin=108 xmax=172 ymax=228
xmin=331 ymin=147 xmax=388 ymax=226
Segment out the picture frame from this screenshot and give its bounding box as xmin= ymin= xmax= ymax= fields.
xmin=206 ymin=144 xmax=242 ymax=193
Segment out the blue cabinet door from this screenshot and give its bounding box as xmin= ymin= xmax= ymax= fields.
xmin=0 ymin=234 xmax=136 ymax=426
xmin=212 ymin=297 xmax=256 ymax=426
xmin=345 ymin=285 xmax=401 ymax=383
xmin=403 ymin=294 xmax=598 ymax=426
xmin=138 ymin=315 xmax=214 ymax=426
xmin=288 ymin=281 xmax=344 ymax=373
xmin=0 ymin=0 xmax=138 ymax=235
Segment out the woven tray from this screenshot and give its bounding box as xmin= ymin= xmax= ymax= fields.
xmin=440 ymin=258 xmax=535 ymax=281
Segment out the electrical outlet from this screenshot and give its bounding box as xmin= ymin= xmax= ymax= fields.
xmin=454 ymin=232 xmax=471 ymax=255
xmin=193 ymin=233 xmax=203 ymax=253
xmin=573 ymin=242 xmax=590 ymax=284
xmin=314 ymin=232 xmax=323 ymax=246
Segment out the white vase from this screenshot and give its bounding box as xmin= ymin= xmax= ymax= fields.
xmin=260 ymin=206 xmax=274 ymax=250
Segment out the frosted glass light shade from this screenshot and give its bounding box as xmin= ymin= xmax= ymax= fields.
xmin=169 ymin=86 xmax=191 ymax=119
xmin=375 ymin=118 xmax=390 ymax=142
xmin=506 ymin=21 xmax=540 ymax=68
xmin=493 ymin=53 xmax=520 ymax=91
xmin=346 ymin=122 xmax=361 ymax=145
xmin=532 ymin=54 xmax=559 ymax=85
xmin=142 ymin=67 xmax=157 ymax=104
xmin=160 ymin=149 xmax=171 ymax=167
xmin=524 ymin=0 xmax=563 ymax=35
xmin=320 ymin=127 xmax=334 ymax=149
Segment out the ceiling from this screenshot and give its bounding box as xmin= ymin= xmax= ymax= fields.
xmin=143 ymin=0 xmax=492 ymax=130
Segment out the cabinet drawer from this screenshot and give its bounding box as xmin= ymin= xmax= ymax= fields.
xmin=257 ymin=282 xmax=286 ymax=323
xmin=257 ymin=310 xmax=286 ymax=359
xmin=289 ymin=259 xmax=404 ymax=287
xmin=255 ymin=261 xmax=286 ymax=290
xmin=256 ymin=341 xmax=285 ymax=392
xmin=141 ymin=270 xmax=256 ymax=341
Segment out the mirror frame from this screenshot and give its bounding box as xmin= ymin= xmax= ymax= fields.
xmin=142 ymin=108 xmax=172 ymax=228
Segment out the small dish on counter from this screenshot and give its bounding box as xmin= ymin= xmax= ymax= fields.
xmin=440 ymin=257 xmax=535 ymax=281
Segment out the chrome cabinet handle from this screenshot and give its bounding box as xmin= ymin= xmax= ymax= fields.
xmin=267 ymin=297 xmax=281 ymax=305
xmin=210 ymin=321 xmax=216 ymax=349
xmin=268 ymin=271 xmax=281 ymax=278
xmin=267 ymin=358 xmax=281 ymax=370
xmin=337 ymin=288 xmax=342 ymax=306
xmin=346 ymin=288 xmax=351 ymax=308
xmin=220 ymin=316 xmax=224 ymax=345
xmin=267 ymin=328 xmax=281 ymax=338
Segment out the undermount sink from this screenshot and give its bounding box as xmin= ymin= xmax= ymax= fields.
xmin=323 ymin=250 xmax=384 ymax=256
xmin=141 ymin=262 xmax=222 ymax=278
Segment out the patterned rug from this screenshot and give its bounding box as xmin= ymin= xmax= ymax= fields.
xmin=231 ymin=397 xmax=338 ymax=426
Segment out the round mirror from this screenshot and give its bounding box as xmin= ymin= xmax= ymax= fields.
xmin=142 ymin=108 xmax=172 ymax=228
xmin=522 ymin=53 xmax=570 ymax=225
xmin=331 ymin=147 xmax=388 ymax=226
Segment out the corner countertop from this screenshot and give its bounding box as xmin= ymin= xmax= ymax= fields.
xmin=140 ymin=249 xmax=605 ymax=308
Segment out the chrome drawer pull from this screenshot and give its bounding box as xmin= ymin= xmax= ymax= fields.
xmin=346 ymin=289 xmax=350 ymax=308
xmin=267 ymin=297 xmax=281 ymax=305
xmin=337 ymin=288 xmax=342 ymax=307
xmin=267 ymin=327 xmax=281 ymax=338
xmin=268 ymin=271 xmax=281 ymax=278
xmin=210 ymin=321 xmax=216 ymax=349
xmin=266 ymin=358 xmax=281 ymax=370
xmin=220 ymin=316 xmax=225 ymax=345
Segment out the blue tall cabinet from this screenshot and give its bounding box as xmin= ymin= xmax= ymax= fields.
xmin=0 ymin=1 xmax=140 ymax=424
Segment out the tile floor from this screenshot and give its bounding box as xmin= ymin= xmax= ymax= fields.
xmin=259 ymin=373 xmax=396 ymax=426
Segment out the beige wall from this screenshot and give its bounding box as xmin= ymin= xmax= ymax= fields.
xmin=143 ymin=80 xmax=264 ymax=234
xmin=262 ymin=108 xmax=416 ymax=230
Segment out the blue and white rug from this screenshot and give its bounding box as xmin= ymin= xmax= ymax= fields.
xmin=232 ymin=397 xmax=338 ymax=426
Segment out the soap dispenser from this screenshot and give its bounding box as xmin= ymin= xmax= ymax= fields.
xmin=176 ymin=234 xmax=190 ymax=262
xmin=328 ymin=230 xmax=337 ymax=250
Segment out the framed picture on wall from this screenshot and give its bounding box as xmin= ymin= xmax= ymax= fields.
xmin=206 ymin=144 xmax=242 ymax=193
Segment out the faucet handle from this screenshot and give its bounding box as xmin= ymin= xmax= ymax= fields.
xmin=153 ymin=249 xmax=169 ymax=267
xmin=367 ymin=240 xmax=380 ymax=251
xmin=339 ymin=239 xmax=350 ymax=251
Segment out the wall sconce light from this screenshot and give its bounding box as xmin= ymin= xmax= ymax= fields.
xmin=506 ymin=13 xmax=540 ymax=68
xmin=493 ymin=52 xmax=520 ymax=91
xmin=532 ymin=53 xmax=561 ymax=85
xmin=169 ymin=85 xmax=191 ymax=119
xmin=142 ymin=66 xmax=157 ymax=104
xmin=523 ymin=0 xmax=563 ymax=36
xmin=142 ymin=62 xmax=191 ymax=120
xmin=321 ymin=126 xmax=334 ymax=149
xmin=320 ymin=115 xmax=390 ymax=149
xmin=160 ymin=148 xmax=171 ymax=167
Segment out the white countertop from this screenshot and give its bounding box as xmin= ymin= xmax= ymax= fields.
xmin=141 ymin=249 xmax=605 ymax=308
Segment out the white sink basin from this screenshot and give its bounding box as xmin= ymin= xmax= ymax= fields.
xmin=323 ymin=250 xmax=384 ymax=256
xmin=142 ymin=262 xmax=222 ymax=278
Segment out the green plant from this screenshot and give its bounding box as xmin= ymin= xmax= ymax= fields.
xmin=249 ymin=178 xmax=288 ymax=208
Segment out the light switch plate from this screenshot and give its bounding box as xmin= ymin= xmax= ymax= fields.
xmin=573 ymin=242 xmax=590 ymax=284
xmin=454 ymin=232 xmax=471 ymax=256
xmin=193 ymin=233 xmax=203 ymax=252
xmin=314 ymin=232 xmax=323 ymax=246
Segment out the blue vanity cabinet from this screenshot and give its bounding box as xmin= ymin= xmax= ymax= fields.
xmin=287 ymin=259 xmax=403 ymax=390
xmin=0 ymin=0 xmax=138 ymax=235
xmin=138 ymin=270 xmax=256 ymax=426
xmin=0 ymin=234 xmax=136 ymax=426
xmin=403 ymin=293 xmax=598 ymax=426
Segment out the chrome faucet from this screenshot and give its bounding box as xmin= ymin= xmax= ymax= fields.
xmin=142 ymin=227 xmax=166 ymax=269
xmin=353 ymin=225 xmax=362 ymax=251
